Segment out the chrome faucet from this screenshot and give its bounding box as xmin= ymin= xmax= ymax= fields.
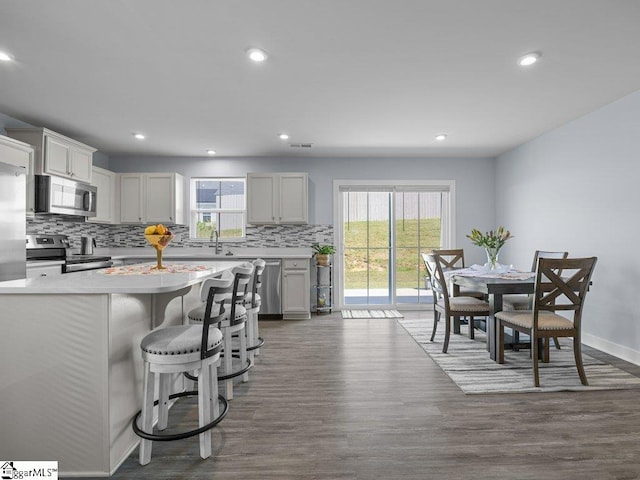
xmin=210 ymin=229 xmax=222 ymax=254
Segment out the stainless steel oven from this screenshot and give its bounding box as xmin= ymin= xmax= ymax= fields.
xmin=64 ymin=255 xmax=114 ymax=273
xmin=26 ymin=234 xmax=112 ymax=273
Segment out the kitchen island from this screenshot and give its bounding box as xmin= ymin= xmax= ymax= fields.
xmin=101 ymin=247 xmax=314 ymax=320
xmin=0 ymin=260 xmax=242 ymax=477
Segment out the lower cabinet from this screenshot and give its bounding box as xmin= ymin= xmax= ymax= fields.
xmin=282 ymin=257 xmax=311 ymax=319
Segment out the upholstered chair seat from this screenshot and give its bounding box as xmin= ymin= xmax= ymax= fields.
xmin=187 ymin=303 xmax=248 ymax=327
xmin=448 ymin=296 xmax=491 ymax=312
xmin=491 ymin=311 xmax=574 ymax=331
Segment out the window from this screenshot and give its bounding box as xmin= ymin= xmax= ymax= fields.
xmin=190 ymin=178 xmax=246 ymax=240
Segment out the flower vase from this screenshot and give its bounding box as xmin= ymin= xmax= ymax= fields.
xmin=485 ymin=247 xmax=501 ymax=270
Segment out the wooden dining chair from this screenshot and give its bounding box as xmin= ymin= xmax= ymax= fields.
xmin=424 ymin=253 xmax=490 ymax=353
xmin=495 ymin=257 xmax=597 ymax=387
xmin=424 ymin=249 xmax=487 ymax=337
xmin=502 ymin=250 xmax=568 ymax=350
xmin=431 ymin=249 xmax=485 ymax=299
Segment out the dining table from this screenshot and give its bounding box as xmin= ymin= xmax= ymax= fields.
xmin=449 ymin=268 xmax=535 ymax=361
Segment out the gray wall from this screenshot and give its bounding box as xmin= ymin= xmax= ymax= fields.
xmin=496 ymin=89 xmax=640 ymax=363
xmin=109 ymin=155 xmax=496 ymax=264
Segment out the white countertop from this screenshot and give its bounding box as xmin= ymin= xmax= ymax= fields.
xmin=98 ymin=246 xmax=313 ymax=260
xmin=0 ymin=260 xmax=243 ymax=294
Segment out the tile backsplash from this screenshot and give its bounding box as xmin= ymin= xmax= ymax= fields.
xmin=26 ymin=214 xmax=334 ymax=249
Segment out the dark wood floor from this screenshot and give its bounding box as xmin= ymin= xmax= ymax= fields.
xmin=107 ymin=311 xmax=640 ymax=480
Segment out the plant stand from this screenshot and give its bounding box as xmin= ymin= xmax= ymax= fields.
xmin=315 ymin=261 xmax=333 ymax=314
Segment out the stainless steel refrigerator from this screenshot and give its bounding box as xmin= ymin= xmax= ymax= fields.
xmin=0 ymin=160 xmax=26 ymax=281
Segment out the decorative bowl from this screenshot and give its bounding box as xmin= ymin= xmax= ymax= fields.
xmin=144 ymin=234 xmax=174 ymax=269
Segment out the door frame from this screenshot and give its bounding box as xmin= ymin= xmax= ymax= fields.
xmin=332 ymin=179 xmax=456 ymax=310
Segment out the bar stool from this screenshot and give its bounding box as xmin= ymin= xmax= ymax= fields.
xmin=187 ymin=262 xmax=254 ymax=400
xmin=132 ymin=274 xmax=233 ymax=465
xmin=244 ymin=259 xmax=266 ymax=361
xmin=220 ymin=258 xmax=266 ymax=368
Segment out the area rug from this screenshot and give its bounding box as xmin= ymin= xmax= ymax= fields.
xmin=342 ymin=310 xmax=404 ymax=319
xmin=398 ymin=316 xmax=640 ymax=394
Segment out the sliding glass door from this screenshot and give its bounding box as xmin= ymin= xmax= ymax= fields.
xmin=394 ymin=191 xmax=449 ymax=305
xmin=343 ymin=191 xmax=392 ymax=305
xmin=335 ymin=181 xmax=453 ymax=309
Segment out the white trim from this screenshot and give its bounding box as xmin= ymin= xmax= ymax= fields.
xmin=332 ymin=179 xmax=456 ymax=310
xmin=583 ymin=332 xmax=640 ymax=366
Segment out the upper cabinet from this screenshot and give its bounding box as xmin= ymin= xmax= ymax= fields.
xmin=6 ymin=127 xmax=96 ymax=184
xmin=0 ymin=134 xmax=35 ymax=215
xmin=119 ymin=172 xmax=184 ymax=224
xmin=120 ymin=174 xmax=144 ymax=224
xmin=247 ymin=172 xmax=308 ymax=224
xmin=89 ymin=166 xmax=118 ymax=224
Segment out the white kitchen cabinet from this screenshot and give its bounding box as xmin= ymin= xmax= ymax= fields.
xmin=119 ymin=172 xmax=184 ymax=224
xmin=89 ymin=166 xmax=118 ymax=224
xmin=282 ymin=257 xmax=311 ymax=319
xmin=0 ymin=134 xmax=35 ymax=215
xmin=247 ymin=172 xmax=308 ymax=224
xmin=6 ymin=127 xmax=96 ymax=184
xmin=145 ymin=173 xmax=183 ymax=223
xmin=119 ymin=174 xmax=144 ymax=223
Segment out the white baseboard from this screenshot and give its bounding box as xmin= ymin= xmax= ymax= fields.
xmin=583 ymin=332 xmax=640 ymax=366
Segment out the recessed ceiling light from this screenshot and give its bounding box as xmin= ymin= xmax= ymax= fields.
xmin=435 ymin=134 xmax=447 ymax=141
xmin=133 ymin=133 xmax=145 ymax=140
xmin=247 ymin=48 xmax=268 ymax=63
xmin=0 ymin=51 xmax=13 ymax=62
xmin=279 ymin=133 xmax=289 ymax=140
xmin=518 ymin=52 xmax=541 ymax=66
xmin=206 ymin=149 xmax=216 ymax=155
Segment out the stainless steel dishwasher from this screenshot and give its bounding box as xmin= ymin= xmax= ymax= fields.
xmin=258 ymin=259 xmax=282 ymax=318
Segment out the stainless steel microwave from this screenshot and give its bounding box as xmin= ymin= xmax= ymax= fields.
xmin=34 ymin=175 xmax=97 ymax=217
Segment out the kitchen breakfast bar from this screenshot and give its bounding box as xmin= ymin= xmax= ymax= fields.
xmin=0 ymin=261 xmax=242 ymax=477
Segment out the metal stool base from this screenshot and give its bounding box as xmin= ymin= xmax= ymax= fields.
xmin=132 ymin=391 xmax=229 ymax=442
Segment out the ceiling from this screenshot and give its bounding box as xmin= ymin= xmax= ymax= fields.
xmin=1 ymin=0 xmax=639 ymax=159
